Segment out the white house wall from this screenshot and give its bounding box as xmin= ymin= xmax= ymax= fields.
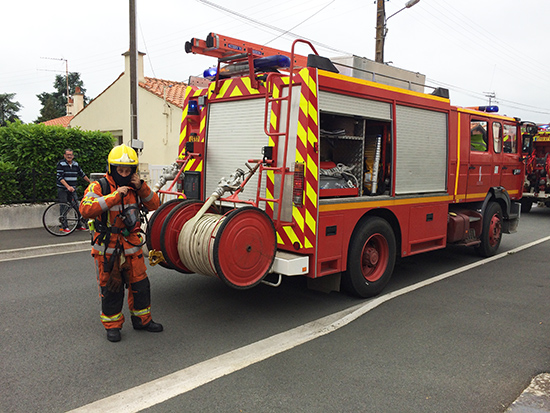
xmin=70 ymin=73 xmax=182 ymax=171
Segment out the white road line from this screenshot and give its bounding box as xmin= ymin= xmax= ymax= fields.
xmin=0 ymin=241 xmax=89 ymax=262
xmin=68 ymin=236 xmax=550 ymax=413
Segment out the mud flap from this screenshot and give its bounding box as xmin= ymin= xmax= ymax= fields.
xmin=503 ymin=201 xmax=520 ymax=234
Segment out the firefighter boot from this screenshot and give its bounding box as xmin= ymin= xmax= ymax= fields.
xmin=106 ymin=328 xmax=121 ymax=342
xmin=132 ymin=315 xmax=163 ymax=332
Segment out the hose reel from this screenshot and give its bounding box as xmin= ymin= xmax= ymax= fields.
xmin=151 ymin=161 xmax=277 ymax=289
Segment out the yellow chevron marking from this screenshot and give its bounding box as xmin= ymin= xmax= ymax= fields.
xmin=306 ymin=153 xmax=318 ymax=181
xmin=299 ymin=94 xmax=307 ymax=119
xmin=305 ymin=208 xmax=316 ymax=235
xmin=305 ymin=180 xmax=317 ymax=206
xmin=200 ymin=115 xmax=206 ymax=133
xmin=308 ymin=72 xmax=317 ymax=98
xmin=297 ymin=122 xmax=307 ymax=147
xmin=276 ymin=232 xmax=284 ymax=245
xmin=230 ymin=84 xmax=243 ymax=97
xmin=296 ymin=150 xmax=305 ymax=164
xmin=283 ymin=226 xmax=300 ymax=247
xmin=304 ymin=237 xmax=313 ymax=249
xmin=307 ymin=125 xmax=318 ymax=147
xmin=180 ymin=124 xmax=187 ymax=145
xmin=293 ymin=206 xmax=304 ymax=230
xmin=217 ymin=80 xmax=232 ymax=97
xmin=242 ymin=77 xmax=261 ymax=95
xmin=185 ymin=158 xmax=196 ymax=171
xmin=308 ymin=101 xmax=318 ymax=125
xmin=270 ymin=111 xmax=278 ymax=130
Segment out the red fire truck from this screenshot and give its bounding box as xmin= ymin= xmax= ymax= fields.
xmin=147 ymin=33 xmax=537 ymax=297
xmin=520 ymin=124 xmax=550 ymax=212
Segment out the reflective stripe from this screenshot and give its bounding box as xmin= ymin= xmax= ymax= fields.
xmin=124 ymin=246 xmax=141 ymax=255
xmin=101 ymin=312 xmax=123 ymax=322
xmin=92 ymin=244 xmax=116 ymax=255
xmin=84 ymin=191 xmax=100 ymax=199
xmin=142 ymin=191 xmax=154 ymax=202
xmin=131 ymin=306 xmax=151 ymax=317
xmin=98 ymin=197 xmax=108 ymax=212
xmin=110 ymin=202 xmax=138 ymax=212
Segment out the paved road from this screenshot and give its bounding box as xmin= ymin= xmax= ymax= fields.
xmin=1 ymin=206 xmax=550 ymax=412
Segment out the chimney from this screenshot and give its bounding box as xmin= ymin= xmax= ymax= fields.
xmin=123 ymin=51 xmax=146 ymax=82
xmin=66 ymin=97 xmax=74 ymax=116
xmin=72 ymin=86 xmax=84 ymax=114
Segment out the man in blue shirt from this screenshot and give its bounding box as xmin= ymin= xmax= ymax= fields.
xmin=56 ymin=148 xmax=91 ymax=231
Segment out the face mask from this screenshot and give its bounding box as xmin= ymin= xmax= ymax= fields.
xmin=110 ymin=166 xmax=136 ymax=187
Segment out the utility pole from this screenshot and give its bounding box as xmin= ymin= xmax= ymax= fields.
xmin=375 ymin=0 xmax=386 ymax=63
xmin=375 ymin=0 xmax=420 ymax=64
xmin=129 ymin=0 xmax=142 ymax=151
xmin=39 ymin=57 xmax=69 ymax=114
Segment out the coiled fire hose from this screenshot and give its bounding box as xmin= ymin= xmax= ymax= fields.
xmin=176 ymin=164 xmax=258 ymax=277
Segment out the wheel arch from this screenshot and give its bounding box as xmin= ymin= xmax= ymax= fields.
xmin=481 ymin=187 xmax=512 ymax=219
xmin=347 ymin=208 xmax=401 ymax=262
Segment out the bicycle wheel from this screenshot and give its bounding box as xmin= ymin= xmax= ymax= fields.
xmin=43 ymin=202 xmax=80 ymax=236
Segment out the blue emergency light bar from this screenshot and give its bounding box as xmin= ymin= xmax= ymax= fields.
xmin=476 ymin=105 xmax=499 ymax=113
xmin=203 ymin=55 xmax=291 ymax=79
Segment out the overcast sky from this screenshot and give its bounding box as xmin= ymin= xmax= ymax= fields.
xmin=2 ymin=0 xmax=549 ymax=125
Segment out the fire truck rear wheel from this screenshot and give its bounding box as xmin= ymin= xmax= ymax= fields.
xmin=343 ymin=217 xmax=396 ymax=298
xmin=475 ymin=201 xmax=502 ymax=257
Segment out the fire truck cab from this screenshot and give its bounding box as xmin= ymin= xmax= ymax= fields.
xmin=148 ymin=34 xmax=536 ymax=297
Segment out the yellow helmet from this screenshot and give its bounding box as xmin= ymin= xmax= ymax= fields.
xmin=107 ymin=144 xmax=138 ymax=173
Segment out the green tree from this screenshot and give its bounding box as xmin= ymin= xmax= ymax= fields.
xmin=35 ymin=73 xmax=88 ymax=123
xmin=0 ymin=93 xmax=22 ymax=126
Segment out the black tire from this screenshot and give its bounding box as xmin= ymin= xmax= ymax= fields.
xmin=42 ymin=202 xmax=79 ymax=236
xmin=520 ymin=198 xmax=532 ymax=213
xmin=475 ymin=201 xmax=502 ymax=257
xmin=342 ymin=217 xmax=396 ymax=298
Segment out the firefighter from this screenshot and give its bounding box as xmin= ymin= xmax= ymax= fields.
xmin=80 ymin=144 xmax=162 ymax=342
xmin=470 ymin=123 xmax=488 ymax=151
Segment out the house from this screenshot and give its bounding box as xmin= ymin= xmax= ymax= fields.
xmin=70 ymin=52 xmax=189 ymax=183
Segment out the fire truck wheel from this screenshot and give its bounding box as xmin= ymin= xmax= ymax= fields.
xmin=520 ymin=198 xmax=532 ymax=213
xmin=475 ymin=201 xmax=502 ymax=257
xmin=343 ymin=217 xmax=396 ymax=298
xmin=146 ymin=199 xmax=186 ymax=269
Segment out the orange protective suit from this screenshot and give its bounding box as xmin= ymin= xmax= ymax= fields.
xmin=80 ymin=174 xmax=160 ymax=330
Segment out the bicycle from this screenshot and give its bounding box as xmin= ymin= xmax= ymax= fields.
xmin=42 ymin=191 xmax=88 ymax=236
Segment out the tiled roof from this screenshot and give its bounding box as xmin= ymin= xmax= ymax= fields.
xmin=41 ymin=115 xmax=74 ymax=128
xmin=140 ymin=77 xmax=188 ymax=109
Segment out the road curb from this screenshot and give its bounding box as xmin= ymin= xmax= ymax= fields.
xmin=0 ymin=240 xmax=90 ymax=262
xmin=507 ymin=373 xmax=550 ymax=412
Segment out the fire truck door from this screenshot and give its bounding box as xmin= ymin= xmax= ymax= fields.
xmin=499 ymin=123 xmax=523 ymax=196
xmin=467 ymin=119 xmax=494 ymax=198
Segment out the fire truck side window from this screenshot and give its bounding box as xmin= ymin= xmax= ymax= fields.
xmin=470 ymin=120 xmax=488 ymax=152
xmin=493 ymin=122 xmax=502 ymax=153
xmin=503 ymin=124 xmax=517 ymax=153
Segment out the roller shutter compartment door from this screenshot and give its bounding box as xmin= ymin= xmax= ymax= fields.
xmin=395 ymin=105 xmax=448 ymax=195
